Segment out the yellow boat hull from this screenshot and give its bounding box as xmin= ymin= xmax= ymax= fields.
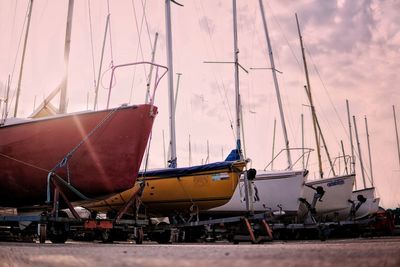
xmin=82 ymin=161 xmax=246 ymax=216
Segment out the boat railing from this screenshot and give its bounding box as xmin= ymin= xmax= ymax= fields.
xmin=106 ymin=61 xmax=168 ymax=109
xmin=263 ymin=147 xmax=314 ymax=171
xmin=328 ymin=154 xmax=352 ymax=177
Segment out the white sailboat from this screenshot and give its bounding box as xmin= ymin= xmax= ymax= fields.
xmin=295 ymin=14 xmax=355 ymax=220
xmin=207 ymin=0 xmax=308 ymax=218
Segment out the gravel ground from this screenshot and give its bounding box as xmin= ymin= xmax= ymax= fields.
xmin=1 ymin=237 xmax=400 ymax=267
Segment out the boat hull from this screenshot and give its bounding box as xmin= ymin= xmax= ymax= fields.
xmin=82 ymin=161 xmax=247 ymax=216
xmin=205 ymin=169 xmax=307 ymax=217
xmin=0 ymin=104 xmax=157 ymax=207
xmin=299 ymin=173 xmax=355 ymax=218
xmin=335 ymin=187 xmax=379 ymax=220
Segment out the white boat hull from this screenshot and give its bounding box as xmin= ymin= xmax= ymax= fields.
xmin=206 ymin=169 xmax=306 ymax=216
xmin=336 ymin=187 xmax=380 ymax=220
xmin=299 ymin=174 xmax=355 ymax=218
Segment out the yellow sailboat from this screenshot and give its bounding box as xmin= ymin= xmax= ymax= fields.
xmin=82 ymin=157 xmax=246 ymax=216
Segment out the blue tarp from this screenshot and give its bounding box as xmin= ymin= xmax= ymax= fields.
xmin=139 ymin=161 xmax=241 ymax=179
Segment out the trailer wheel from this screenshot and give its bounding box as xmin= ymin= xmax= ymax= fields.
xmin=136 ymin=228 xmax=144 ymax=244
xmin=101 ymin=230 xmax=114 ymax=243
xmin=39 ymin=224 xmax=47 ymax=244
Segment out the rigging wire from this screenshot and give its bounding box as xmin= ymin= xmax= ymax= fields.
xmin=128 ymin=0 xmax=149 ymax=104
xmin=140 ymin=0 xmax=153 ymax=48
xmin=194 ymin=0 xmax=235 ymax=141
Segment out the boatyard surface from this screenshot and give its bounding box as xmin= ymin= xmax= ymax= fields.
xmin=1 ymin=237 xmax=399 ymax=267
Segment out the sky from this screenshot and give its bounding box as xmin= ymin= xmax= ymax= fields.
xmin=0 ymin=0 xmax=399 ymax=208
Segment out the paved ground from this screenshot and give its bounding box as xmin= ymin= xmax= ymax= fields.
xmin=0 ymin=237 xmax=399 ymax=267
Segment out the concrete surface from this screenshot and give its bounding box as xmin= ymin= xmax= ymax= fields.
xmin=0 ymin=237 xmax=400 ymax=267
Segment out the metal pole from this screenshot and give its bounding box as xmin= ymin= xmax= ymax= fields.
xmin=259 ymin=0 xmax=292 ymax=168
xmin=59 ymin=0 xmax=74 ymax=114
xmin=165 ymin=0 xmax=177 ymax=167
xmin=162 ymin=129 xmax=167 ymax=168
xmin=301 ymin=113 xmax=305 ymax=170
xmin=296 ymin=14 xmax=323 ymax=178
xmin=353 ymin=116 xmax=367 ymax=188
xmin=364 ymin=116 xmax=374 ymax=186
xmin=14 ymin=0 xmax=34 ymax=117
xmin=271 ymin=118 xmax=276 ymax=170
xmin=341 ymin=140 xmax=348 ymax=175
xmin=393 ymin=105 xmax=400 ymax=169
xmin=232 ymin=0 xmax=242 ymax=158
xmin=346 ymin=100 xmax=356 ymax=181
xmin=94 ymin=14 xmax=110 ymax=110
xmin=174 ymin=73 xmax=182 ymax=113
xmin=4 ymin=75 xmax=10 ymax=121
xmin=145 ymin=32 xmax=159 ymax=103
xmin=232 ymin=0 xmax=250 ymax=213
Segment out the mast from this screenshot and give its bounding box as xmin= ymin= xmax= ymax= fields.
xmin=174 ymin=72 xmax=182 ymax=113
xmin=59 ymin=0 xmax=74 ymax=114
xmin=165 ymin=0 xmax=177 ymax=167
xmin=296 ymin=14 xmax=323 ymax=177
xmin=364 ymin=116 xmax=374 ymax=186
xmin=232 ymin=0 xmax=242 ymax=158
xmin=162 ymin=129 xmax=167 ymax=168
xmin=3 ymin=75 xmax=10 ymax=122
xmin=393 ymin=105 xmax=400 ymax=169
xmin=353 ymin=116 xmax=367 ymax=188
xmin=259 ymin=0 xmax=292 ymax=169
xmin=94 ymin=13 xmax=110 ymax=110
xmin=346 ymin=100 xmax=356 ymax=181
xmin=271 ymin=118 xmax=276 ymax=170
xmin=145 ymin=32 xmax=159 ymax=103
xmin=340 ymin=140 xmax=348 ymax=175
xmin=14 ymin=0 xmax=34 ymax=117
xmin=296 ymin=14 xmax=336 ymax=178
xmin=301 ymin=113 xmax=305 ymax=170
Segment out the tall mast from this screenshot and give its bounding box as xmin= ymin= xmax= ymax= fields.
xmin=174 ymin=72 xmax=182 ymax=113
xmin=259 ymin=0 xmax=292 ymax=169
xmin=301 ymin=113 xmax=305 ymax=170
xmin=364 ymin=116 xmax=374 ymax=186
xmin=14 ymin=0 xmax=34 ymax=117
xmin=165 ymin=0 xmax=177 ymax=167
xmin=346 ymin=100 xmax=356 ymax=178
xmin=296 ymin=14 xmax=323 ymax=177
xmin=296 ymin=14 xmax=336 ymax=178
xmin=145 ymin=32 xmax=159 ymax=104
xmin=232 ymin=0 xmax=242 ymax=158
xmin=353 ymin=116 xmax=367 ymax=188
xmin=271 ymin=118 xmax=276 ymax=170
xmin=393 ymin=105 xmax=400 ymax=169
xmin=59 ymin=0 xmax=74 ymax=114
xmin=94 ymin=13 xmax=110 ymax=110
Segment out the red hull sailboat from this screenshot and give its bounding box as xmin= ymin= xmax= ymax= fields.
xmin=0 ymin=104 xmax=157 ymax=207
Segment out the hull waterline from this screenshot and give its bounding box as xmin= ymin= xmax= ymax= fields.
xmin=0 ymin=104 xmax=157 ymax=207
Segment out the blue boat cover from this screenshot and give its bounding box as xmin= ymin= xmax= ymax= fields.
xmin=139 ymin=160 xmax=241 ymax=179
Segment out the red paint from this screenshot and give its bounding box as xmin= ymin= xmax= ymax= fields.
xmin=0 ymin=104 xmax=157 ymax=207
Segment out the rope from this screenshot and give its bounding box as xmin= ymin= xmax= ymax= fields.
xmin=51 ymin=105 xmax=123 ymax=175
xmin=0 ymin=152 xmax=50 ymax=173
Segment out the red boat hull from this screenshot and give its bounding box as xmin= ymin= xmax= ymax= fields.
xmin=0 ymin=104 xmax=157 ymax=207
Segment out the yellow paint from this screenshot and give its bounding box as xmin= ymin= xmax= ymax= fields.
xmin=82 ymin=161 xmax=246 ymax=216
